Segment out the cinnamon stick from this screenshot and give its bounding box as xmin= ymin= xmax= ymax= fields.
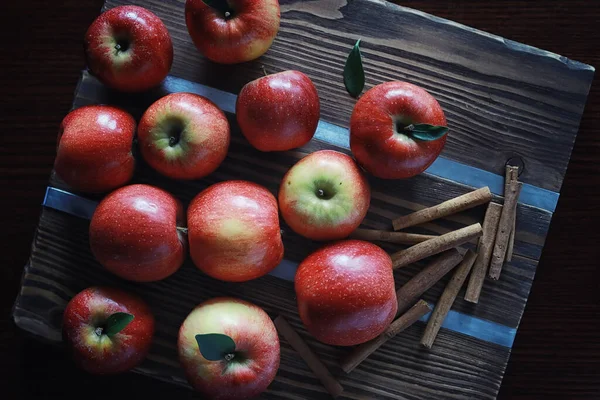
xmin=396 ymin=248 xmax=464 ymax=315
xmin=464 ymin=203 xmax=503 ymax=303
xmin=392 ymin=187 xmax=492 ymax=231
xmin=505 ymin=220 xmax=516 ymax=262
xmin=489 ymin=179 xmax=522 ymax=280
xmin=349 ymin=228 xmax=436 ymax=245
xmin=504 ymin=166 xmax=519 ymax=262
xmin=391 ymin=223 xmax=482 ymax=269
xmin=340 ymin=300 xmax=431 ymax=373
xmin=274 ymin=316 xmax=344 ymax=398
xmin=421 ymin=250 xmax=477 ymax=348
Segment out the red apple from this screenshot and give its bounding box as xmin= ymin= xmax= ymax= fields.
xmin=84 ymin=5 xmax=173 ymax=92
xmin=278 ymin=150 xmax=370 ymax=241
xmin=350 ymin=81 xmax=448 ymax=179
xmin=54 ymin=105 xmax=135 ymax=193
xmin=188 ymin=180 xmax=283 ymax=282
xmin=185 ymin=0 xmax=280 ymax=64
xmin=178 ymin=297 xmax=280 ymax=399
xmin=62 ymin=287 xmax=155 ymax=374
xmin=89 ymin=184 xmax=186 ymax=282
xmin=236 ymin=70 xmax=320 ymax=152
xmin=295 ymin=240 xmax=397 ymax=346
xmin=137 ymin=93 xmax=230 ymax=180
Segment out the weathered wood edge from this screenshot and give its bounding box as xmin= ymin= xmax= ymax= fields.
xmin=369 ymin=0 xmax=594 ymax=71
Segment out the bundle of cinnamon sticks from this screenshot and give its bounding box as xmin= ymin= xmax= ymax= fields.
xmin=276 ymin=167 xmax=522 ymax=395
xmin=343 ymin=165 xmax=522 ymax=371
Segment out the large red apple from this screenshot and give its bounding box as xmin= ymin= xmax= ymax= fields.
xmin=54 ymin=105 xmax=135 ymax=193
xmin=137 ymin=93 xmax=230 ymax=180
xmin=295 ymin=240 xmax=397 ymax=346
xmin=278 ymin=150 xmax=370 ymax=241
xmin=188 ymin=181 xmax=283 ymax=282
xmin=185 ymin=0 xmax=280 ymax=64
xmin=89 ymin=184 xmax=186 ymax=282
xmin=350 ymin=81 xmax=448 ymax=179
xmin=85 ymin=5 xmax=173 ymax=92
xmin=178 ymin=297 xmax=280 ymax=399
xmin=236 ymin=70 xmax=320 ymax=151
xmin=62 ymin=287 xmax=155 ymax=374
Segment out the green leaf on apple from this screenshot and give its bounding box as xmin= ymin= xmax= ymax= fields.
xmin=202 ymin=0 xmax=232 ymax=16
xmin=104 ymin=312 xmax=134 ymax=336
xmin=344 ymin=39 xmax=365 ymax=98
xmin=195 ymin=333 xmax=236 ymax=361
xmin=405 ymin=124 xmax=449 ymax=141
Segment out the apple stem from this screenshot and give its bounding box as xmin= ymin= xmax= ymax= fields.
xmin=224 ymin=353 xmax=235 ymax=362
xmin=404 ymin=124 xmax=415 ymax=132
xmin=177 ymin=227 xmax=188 ymax=235
xmin=95 ymin=326 xmax=104 ymax=337
xmin=262 ymin=65 xmax=268 ymax=77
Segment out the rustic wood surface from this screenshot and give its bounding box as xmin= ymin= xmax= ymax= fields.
xmin=101 ymin=0 xmax=593 ymax=194
xmin=1 ymin=0 xmax=599 ymax=399
xmin=13 ymin=72 xmax=540 ymax=399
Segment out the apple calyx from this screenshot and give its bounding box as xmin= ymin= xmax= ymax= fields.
xmin=202 ymin=0 xmax=234 ymax=19
xmin=113 ymin=37 xmax=131 ymax=56
xmin=101 ymin=312 xmax=134 ymax=337
xmin=402 ymin=123 xmax=449 ymax=141
xmin=195 ymin=333 xmax=237 ymax=362
xmin=167 ymin=122 xmax=184 ymax=147
xmin=314 ymin=179 xmax=338 ymax=200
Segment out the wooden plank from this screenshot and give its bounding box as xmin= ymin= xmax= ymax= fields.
xmin=102 ymin=0 xmax=595 ymax=192
xmin=15 ymin=207 xmax=514 ymax=399
xmin=6 ymin=71 xmax=546 ymax=400
xmin=13 ymin=0 xmax=595 ymax=398
xmin=66 ymin=71 xmax=553 ymax=267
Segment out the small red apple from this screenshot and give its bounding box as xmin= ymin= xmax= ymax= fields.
xmin=85 ymin=5 xmax=173 ymax=92
xmin=236 ymin=70 xmax=320 ymax=151
xmin=137 ymin=93 xmax=230 ymax=180
xmin=350 ymin=81 xmax=448 ymax=179
xmin=187 ymin=181 xmax=283 ymax=282
xmin=62 ymin=287 xmax=155 ymax=374
xmin=278 ymin=150 xmax=370 ymax=241
xmin=54 ymin=105 xmax=135 ymax=193
xmin=295 ymin=240 xmax=398 ymax=346
xmin=89 ymin=184 xmax=186 ymax=282
xmin=185 ymin=0 xmax=280 ymax=64
xmin=178 ymin=297 xmax=280 ymax=399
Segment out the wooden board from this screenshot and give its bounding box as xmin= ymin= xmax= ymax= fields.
xmin=12 ymin=0 xmax=594 ymax=399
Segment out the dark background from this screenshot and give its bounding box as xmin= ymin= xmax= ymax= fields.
xmin=1 ymin=1 xmax=598 ymax=398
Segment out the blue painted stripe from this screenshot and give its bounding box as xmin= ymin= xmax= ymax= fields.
xmin=43 ymin=187 xmax=516 ymax=348
xmin=314 ymin=120 xmax=558 ymax=212
xmin=158 ymin=75 xmax=558 ymax=213
xmin=420 ymin=304 xmax=516 ymax=348
xmin=43 ymin=187 xmax=97 ymax=220
xmin=426 ymin=157 xmax=558 ymax=212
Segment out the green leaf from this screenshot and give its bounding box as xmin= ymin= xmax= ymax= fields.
xmin=195 ymin=333 xmax=236 ymax=361
xmin=343 ymin=39 xmax=365 ymax=98
xmin=104 ymin=312 xmax=134 ymax=336
xmin=405 ymin=123 xmax=449 ymax=141
xmin=202 ymin=0 xmax=232 ymax=15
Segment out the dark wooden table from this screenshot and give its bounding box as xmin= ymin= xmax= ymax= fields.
xmin=1 ymin=1 xmax=598 ymax=398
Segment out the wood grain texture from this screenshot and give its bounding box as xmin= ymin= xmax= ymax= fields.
xmin=2 ymin=1 xmax=600 ymax=400
xmin=12 ymin=68 xmax=548 ymax=398
xmin=68 ymin=71 xmax=554 ymax=266
xmin=47 ymin=71 xmax=545 ymax=329
xmin=15 ymin=206 xmax=507 ymax=399
xmin=100 ymin=0 xmax=594 ymax=193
